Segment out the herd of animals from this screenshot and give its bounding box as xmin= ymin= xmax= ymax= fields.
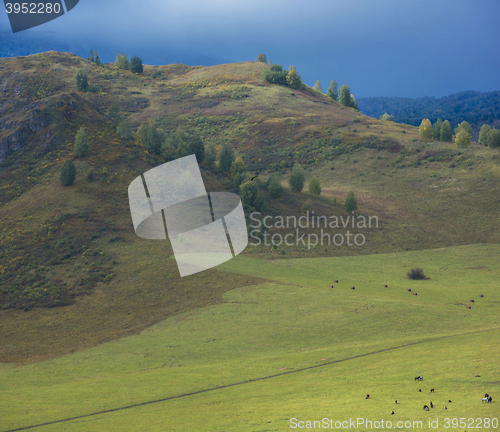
xmin=329 ymin=281 xmax=485 ymax=308
xmin=327 ymin=281 xmax=494 ymax=413
xmin=365 ymin=376 xmax=493 ymax=416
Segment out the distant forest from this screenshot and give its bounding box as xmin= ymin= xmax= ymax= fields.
xmin=358 ymin=90 xmax=500 ymax=130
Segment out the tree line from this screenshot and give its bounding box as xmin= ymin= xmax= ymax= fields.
xmin=358 ymin=90 xmax=500 ymax=129
xmin=417 ymin=118 xmax=500 ymax=148
xmin=257 ymin=54 xmax=358 ymax=109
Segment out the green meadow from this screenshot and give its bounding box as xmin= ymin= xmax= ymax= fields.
xmin=1 ymin=244 xmax=499 ymax=431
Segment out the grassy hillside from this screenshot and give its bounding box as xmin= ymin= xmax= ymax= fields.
xmin=1 ymin=245 xmax=498 ymax=431
xmin=0 ymin=51 xmax=500 ymax=367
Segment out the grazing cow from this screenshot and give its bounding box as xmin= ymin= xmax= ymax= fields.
xmin=407 ymin=288 xmax=411 ymax=292
xmin=430 ymin=388 xmax=434 ymax=393
xmin=413 ymin=292 xmax=417 ymax=296
xmin=485 ymin=393 xmax=489 ymax=398
xmin=391 ymin=411 xmax=395 ymax=415
xmin=448 ymin=400 xmax=452 ymax=403
xmin=479 ymin=294 xmax=484 ymax=298
xmin=384 ymin=284 xmax=388 ymax=287
xmin=395 ymin=399 xmax=398 ymax=404
xmin=351 ymin=286 xmax=355 ymax=290
xmin=470 ymin=299 xmax=474 ymax=302
xmin=430 ymin=402 xmax=433 ymax=408
xmin=482 ymin=397 xmax=488 ymax=403
xmin=419 ymin=389 xmax=422 ymax=392
xmin=489 ymin=396 xmax=493 ymax=403
xmin=334 ymin=280 xmax=338 ymax=283
xmin=445 ymin=406 xmax=447 ymax=410
xmin=466 ymin=305 xmax=471 ymax=309
xmin=423 ymin=405 xmax=429 ymax=411
xmin=330 ymin=285 xmax=333 ymax=288
xmin=475 ymin=375 xmax=481 ymax=377
xmin=415 ymin=376 xmax=423 ymax=381
xmin=365 ymin=394 xmax=370 ymax=399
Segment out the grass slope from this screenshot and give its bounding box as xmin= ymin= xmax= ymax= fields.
xmin=1 ymin=244 xmax=498 ymax=431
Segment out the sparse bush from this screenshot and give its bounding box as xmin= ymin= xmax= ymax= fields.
xmin=86 ymin=169 xmax=94 ymax=182
xmin=117 ymin=119 xmax=132 ymax=139
xmin=219 ymin=143 xmax=235 ymax=172
xmin=487 ymin=128 xmax=500 ymax=149
xmin=309 ymin=175 xmax=321 ymax=196
xmin=280 ymin=248 xmax=286 ymax=255
xmin=73 ymin=127 xmax=89 ymax=157
xmin=152 ymin=70 xmax=163 ymax=79
xmin=407 ymin=268 xmax=426 ymax=280
xmin=344 ymin=190 xmax=358 ymax=213
xmin=380 ymin=113 xmax=392 ymax=121
xmin=302 ymin=199 xmax=313 ymax=213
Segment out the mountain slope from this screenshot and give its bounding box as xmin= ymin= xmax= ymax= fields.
xmin=1 ymin=51 xmax=500 ymax=364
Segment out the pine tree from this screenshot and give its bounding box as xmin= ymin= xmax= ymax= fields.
xmin=268 ymin=175 xmax=283 ymax=199
xmin=308 ymin=175 xmax=321 ymax=195
xmin=455 ymin=128 xmax=471 ymax=148
xmin=129 ymin=55 xmax=143 ymax=74
xmin=419 ymin=119 xmax=433 ymax=139
xmin=88 ymin=49 xmax=96 ymax=62
xmin=339 ymin=85 xmax=351 ymax=107
xmin=326 ymin=80 xmax=338 ymax=101
xmin=344 ymin=191 xmax=358 ymax=213
xmin=432 ymin=118 xmax=443 ymax=140
xmin=487 ymin=129 xmax=500 ymax=149
xmin=219 ymin=143 xmax=235 ymax=172
xmin=286 ymin=65 xmax=303 ymax=90
xmin=60 ymin=159 xmax=76 ymax=186
xmin=313 ymin=81 xmax=323 ymax=93
xmin=73 ymin=127 xmax=89 ymax=157
xmin=75 ymin=69 xmax=88 ymax=91
xmin=440 ymin=120 xmax=453 ymax=142
xmin=256 ymin=54 xmax=267 ymax=63
xmin=288 ymin=165 xmax=305 ymax=192
xmin=479 ymin=124 xmax=491 ymax=146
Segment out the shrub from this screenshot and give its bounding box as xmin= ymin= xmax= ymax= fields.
xmin=380 ymin=112 xmax=392 ymax=121
xmin=279 ymin=248 xmax=286 ymax=255
xmin=302 ymin=199 xmax=313 ymax=213
xmin=268 ymin=174 xmax=283 ymax=199
xmin=60 ymin=159 xmax=76 ymax=186
xmin=407 ymin=268 xmax=426 ymax=280
xmin=87 ymin=84 xmax=100 ymax=93
xmin=262 ymin=64 xmax=287 ymax=86
xmin=86 ymin=169 xmax=94 ymax=182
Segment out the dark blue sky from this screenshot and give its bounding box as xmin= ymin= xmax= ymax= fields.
xmin=1 ymin=0 xmax=499 ymax=98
